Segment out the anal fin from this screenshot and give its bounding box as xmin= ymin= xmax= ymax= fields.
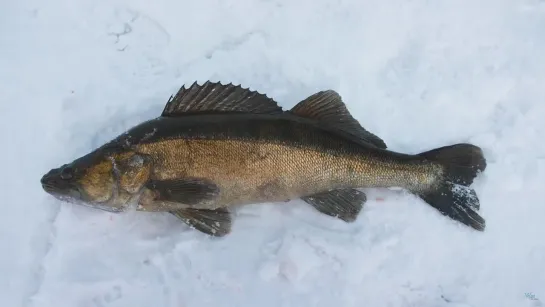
xmin=301 ymin=188 xmax=366 ymax=222
xmin=171 ymin=208 xmax=232 ymax=237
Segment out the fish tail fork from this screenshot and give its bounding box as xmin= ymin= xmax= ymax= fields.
xmin=415 ymin=143 xmax=487 ymax=231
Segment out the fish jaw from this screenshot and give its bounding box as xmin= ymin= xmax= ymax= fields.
xmin=41 ymin=167 xmax=83 ymax=202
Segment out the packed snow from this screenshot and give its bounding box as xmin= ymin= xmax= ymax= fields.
xmin=2 ymin=0 xmax=545 ymax=306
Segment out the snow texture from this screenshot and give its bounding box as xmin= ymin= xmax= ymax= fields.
xmin=2 ymin=0 xmax=545 ymax=306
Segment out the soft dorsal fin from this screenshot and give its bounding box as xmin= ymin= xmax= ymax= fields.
xmin=161 ymin=81 xmax=283 ymax=116
xmin=290 ymin=90 xmax=387 ymax=149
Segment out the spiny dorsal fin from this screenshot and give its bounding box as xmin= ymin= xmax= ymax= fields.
xmin=290 ymin=90 xmax=387 ymax=149
xmin=162 ymin=81 xmax=283 ymax=116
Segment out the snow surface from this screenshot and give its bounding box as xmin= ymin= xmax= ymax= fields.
xmin=2 ymin=0 xmax=545 ymax=306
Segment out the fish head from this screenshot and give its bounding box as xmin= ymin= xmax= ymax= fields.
xmin=41 ymin=147 xmax=151 ymax=213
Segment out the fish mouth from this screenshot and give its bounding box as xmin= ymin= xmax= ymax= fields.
xmin=41 ymin=168 xmax=82 ymax=201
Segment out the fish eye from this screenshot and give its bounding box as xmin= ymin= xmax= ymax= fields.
xmin=60 ymin=167 xmax=74 ymax=180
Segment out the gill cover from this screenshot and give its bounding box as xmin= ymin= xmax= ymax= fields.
xmin=110 ymin=151 xmax=152 ymax=195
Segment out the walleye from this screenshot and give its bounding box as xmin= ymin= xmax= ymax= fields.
xmin=40 ymin=81 xmax=487 ymax=236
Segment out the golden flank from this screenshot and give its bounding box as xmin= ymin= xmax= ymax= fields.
xmin=41 ymin=81 xmax=487 ymax=236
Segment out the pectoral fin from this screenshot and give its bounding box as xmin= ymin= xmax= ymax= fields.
xmin=145 ymin=178 xmax=219 ymax=206
xmin=171 ymin=208 xmax=232 ymax=237
xmin=301 ymin=188 xmax=366 ymax=222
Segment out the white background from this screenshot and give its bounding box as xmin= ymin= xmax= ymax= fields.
xmin=2 ymin=0 xmax=544 ymax=306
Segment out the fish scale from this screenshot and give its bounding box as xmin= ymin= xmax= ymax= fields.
xmin=40 ymin=81 xmax=487 ymax=237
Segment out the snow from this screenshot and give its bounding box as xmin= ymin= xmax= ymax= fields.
xmin=2 ymin=0 xmax=545 ymax=306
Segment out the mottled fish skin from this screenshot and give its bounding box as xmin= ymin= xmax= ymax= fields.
xmin=40 ymin=81 xmax=487 ymax=236
xmin=114 ymin=114 xmax=441 ymax=211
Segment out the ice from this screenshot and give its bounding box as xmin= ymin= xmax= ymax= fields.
xmin=2 ymin=0 xmax=545 ymax=306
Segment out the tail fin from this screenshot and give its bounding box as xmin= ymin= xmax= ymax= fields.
xmin=417 ymin=143 xmax=487 ymax=231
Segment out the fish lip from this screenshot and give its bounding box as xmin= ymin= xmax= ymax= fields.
xmin=41 ymin=168 xmax=82 ymax=199
xmin=40 ymin=169 xmax=55 ymax=186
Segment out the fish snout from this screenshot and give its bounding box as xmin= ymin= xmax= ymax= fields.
xmin=41 ymin=167 xmax=81 ymax=199
xmin=41 ymin=168 xmax=60 ymax=191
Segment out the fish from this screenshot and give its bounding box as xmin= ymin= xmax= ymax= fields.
xmin=40 ymin=81 xmax=487 ymax=237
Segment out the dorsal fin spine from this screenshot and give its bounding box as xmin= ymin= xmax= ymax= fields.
xmin=161 ymin=81 xmax=283 ymax=116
